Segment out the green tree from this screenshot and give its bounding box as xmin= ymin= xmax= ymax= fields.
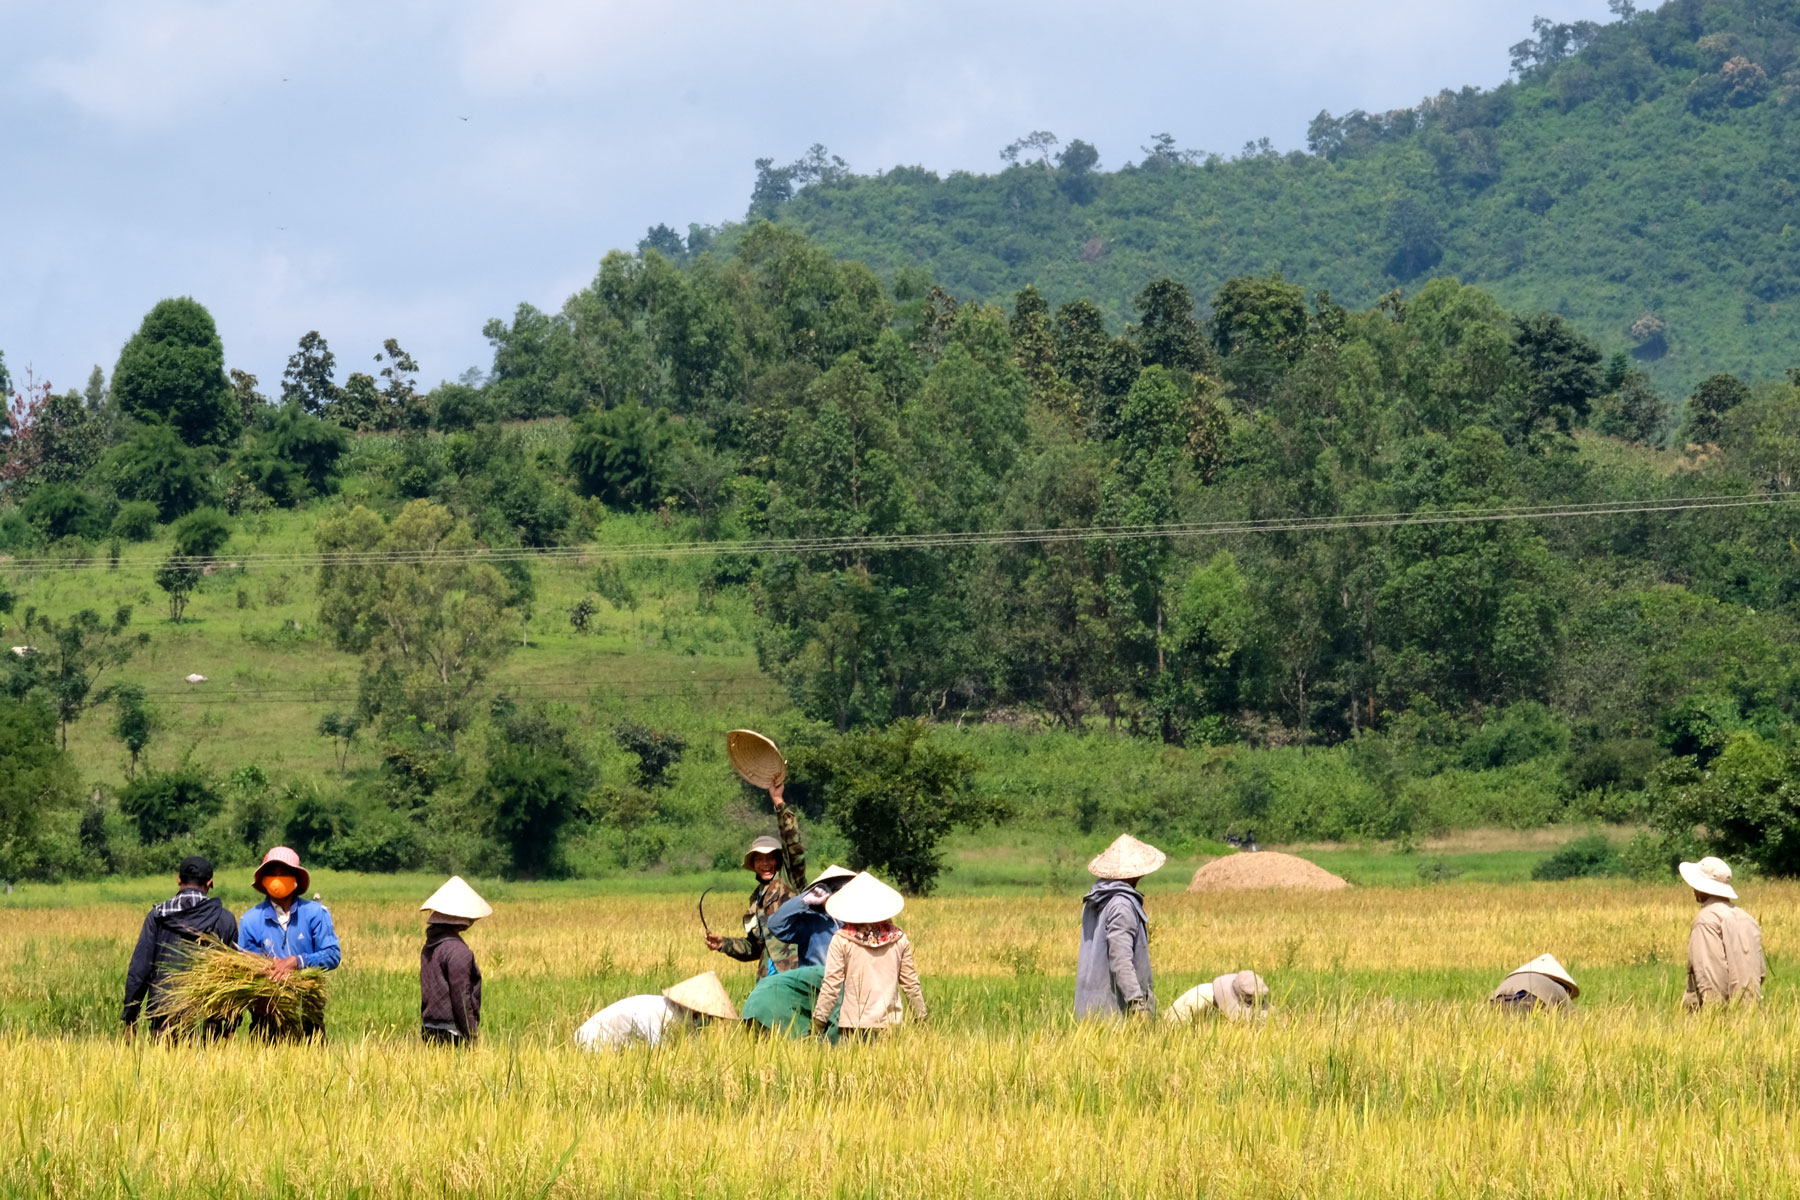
xmin=117 ymin=768 xmax=223 ymax=844
xmin=155 ymin=507 xmax=230 ymax=623
xmin=237 ymin=404 xmax=350 ymax=505
xmin=1648 ymin=732 xmax=1800 ymax=877
xmin=228 ymin=368 xmax=267 ymax=429
xmin=111 ymin=683 xmax=153 ymax=778
xmin=790 ymin=720 xmax=1003 ymax=894
xmin=7 ymin=606 xmax=147 ymax=748
xmin=1133 ymin=279 xmax=1213 ymax=376
xmin=315 ymin=501 xmax=516 ymax=748
xmin=1210 ymin=275 xmax=1309 ymax=408
xmin=612 ymin=721 xmax=687 ymax=790
xmin=1505 ymin=312 xmax=1602 ymax=442
xmin=316 ymin=710 xmax=362 ymax=773
xmin=478 ymin=704 xmax=590 ymax=878
xmin=1152 ymin=551 xmax=1256 ymax=745
xmin=568 ymin=403 xmax=672 ymax=510
xmin=280 ymin=331 xmax=340 ymax=416
xmin=1683 ymin=373 xmax=1752 ymax=446
xmin=105 ymin=421 xmax=215 ymax=520
xmin=0 ymin=696 xmax=80 ymax=883
xmin=111 ymin=298 xmax=240 ymax=446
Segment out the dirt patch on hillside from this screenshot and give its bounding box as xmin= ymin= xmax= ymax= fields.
xmin=1188 ymin=851 xmax=1350 ymax=892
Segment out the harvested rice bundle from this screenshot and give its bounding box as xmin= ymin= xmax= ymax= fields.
xmin=160 ymin=939 xmax=327 ymax=1035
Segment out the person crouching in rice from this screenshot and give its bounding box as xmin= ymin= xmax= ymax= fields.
xmin=420 ymin=876 xmax=491 ymax=1045
xmin=812 ymin=872 xmax=927 ymax=1042
xmin=574 ymin=972 xmax=738 ymax=1049
xmin=1488 ymin=954 xmax=1578 ymax=1012
xmin=1167 ymin=970 xmax=1271 ymax=1022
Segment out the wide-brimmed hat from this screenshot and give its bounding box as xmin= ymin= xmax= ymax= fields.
xmin=740 ymin=835 xmax=784 ymax=870
xmin=1213 ymin=970 xmax=1271 ymax=1020
xmin=1510 ymin=953 xmax=1578 ymax=997
xmin=252 ymin=846 xmax=309 ymax=895
xmin=1680 ymin=856 xmax=1738 ymax=899
xmin=662 ymin=971 xmax=737 ymax=1021
xmin=805 ymin=864 xmax=857 ymax=893
xmin=727 ymin=729 xmax=787 ymax=789
xmin=421 ymin=875 xmax=493 ymax=923
xmin=1088 ymin=834 xmax=1167 ymax=880
xmin=825 ymin=872 xmax=905 ymax=924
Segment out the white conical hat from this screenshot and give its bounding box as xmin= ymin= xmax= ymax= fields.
xmin=420 ymin=876 xmax=493 ymax=921
xmin=1511 ymin=953 xmax=1578 ymax=997
xmin=825 ymin=872 xmax=905 ymax=923
xmin=1088 ymin=834 xmax=1167 ymax=880
xmin=1679 ymin=856 xmax=1738 ymax=900
xmin=662 ymin=971 xmax=737 ymax=1021
xmin=805 ymin=864 xmax=858 ymax=892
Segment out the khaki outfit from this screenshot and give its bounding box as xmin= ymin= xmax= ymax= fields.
xmin=1684 ymin=899 xmax=1766 ymax=1010
xmin=1489 ymin=971 xmax=1572 ymax=1011
xmin=815 ymin=928 xmax=927 ymax=1030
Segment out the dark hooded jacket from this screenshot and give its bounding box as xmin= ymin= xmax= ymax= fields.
xmin=1075 ymin=879 xmax=1154 ymax=1018
xmin=122 ymin=888 xmax=238 ymax=1026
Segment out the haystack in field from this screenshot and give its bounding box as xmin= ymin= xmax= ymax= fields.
xmin=1188 ymin=851 xmax=1349 ymax=892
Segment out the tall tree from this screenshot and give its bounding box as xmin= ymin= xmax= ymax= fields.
xmin=281 ymin=331 xmax=340 ymax=416
xmin=111 ymin=298 xmax=240 ymax=446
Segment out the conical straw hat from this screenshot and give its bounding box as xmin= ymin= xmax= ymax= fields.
xmin=805 ymin=864 xmax=858 ymax=892
xmin=727 ymin=729 xmax=787 ymax=789
xmin=1088 ymin=834 xmax=1167 ymax=880
xmin=420 ymin=875 xmax=493 ymax=921
xmin=1511 ymin=953 xmax=1578 ymax=997
xmin=825 ymin=872 xmax=904 ymax=923
xmin=662 ymin=971 xmax=737 ymax=1021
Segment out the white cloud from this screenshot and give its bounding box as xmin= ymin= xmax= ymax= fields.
xmin=26 ymin=0 xmax=329 ymax=127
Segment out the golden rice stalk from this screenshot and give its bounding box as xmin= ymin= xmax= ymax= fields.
xmin=158 ymin=939 xmax=327 ymax=1035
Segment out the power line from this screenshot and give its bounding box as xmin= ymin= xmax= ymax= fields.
xmin=2 ymin=492 xmax=1795 ymax=574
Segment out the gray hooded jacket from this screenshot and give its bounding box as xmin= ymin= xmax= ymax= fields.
xmin=1075 ymin=879 xmax=1154 ymax=1017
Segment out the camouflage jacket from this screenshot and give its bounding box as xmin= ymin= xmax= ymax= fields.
xmin=719 ymin=806 xmax=807 ymax=973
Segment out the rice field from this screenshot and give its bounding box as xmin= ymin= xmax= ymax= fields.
xmin=1 ymin=876 xmax=1794 ymax=1197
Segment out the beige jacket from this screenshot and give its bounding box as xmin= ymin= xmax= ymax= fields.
xmin=1684 ymin=899 xmax=1766 ymax=1010
xmin=816 ymin=928 xmax=927 ymax=1029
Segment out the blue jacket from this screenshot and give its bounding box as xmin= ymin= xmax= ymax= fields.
xmin=238 ymin=896 xmax=342 ymax=970
xmin=768 ymin=894 xmax=840 ymax=968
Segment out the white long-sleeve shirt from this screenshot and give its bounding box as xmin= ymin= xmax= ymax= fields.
xmin=573 ymin=995 xmax=684 ymax=1049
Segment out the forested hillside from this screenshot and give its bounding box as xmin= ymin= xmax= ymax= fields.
xmin=673 ymin=0 xmax=1800 ymax=395
xmin=7 ymin=191 xmax=1800 ymax=886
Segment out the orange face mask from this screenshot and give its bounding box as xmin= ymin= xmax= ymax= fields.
xmin=262 ymin=875 xmax=298 ymax=900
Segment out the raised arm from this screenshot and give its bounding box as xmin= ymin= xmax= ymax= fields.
xmin=773 ymin=785 xmax=806 ymax=893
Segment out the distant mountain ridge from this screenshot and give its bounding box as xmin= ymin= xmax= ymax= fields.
xmin=683 ymin=0 xmax=1800 ymax=395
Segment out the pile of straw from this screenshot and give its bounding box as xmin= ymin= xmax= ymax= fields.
xmin=160 ymin=940 xmax=327 ymax=1035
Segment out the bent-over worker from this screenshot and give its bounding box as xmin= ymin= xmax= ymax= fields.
xmin=574 ymin=971 xmax=737 ymax=1049
xmin=1075 ymin=834 xmax=1164 ymax=1019
xmin=1680 ymin=856 xmax=1766 ymax=1011
xmin=1167 ymin=970 xmax=1271 ymax=1022
xmin=1489 ymin=954 xmax=1578 ymax=1012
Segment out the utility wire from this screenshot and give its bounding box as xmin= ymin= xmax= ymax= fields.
xmin=3 ymin=492 xmax=1795 ymax=574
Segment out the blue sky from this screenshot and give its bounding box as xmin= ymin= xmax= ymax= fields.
xmin=3 ymin=0 xmax=1614 ymax=398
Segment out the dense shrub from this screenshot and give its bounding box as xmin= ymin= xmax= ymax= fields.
xmin=20 ymin=484 xmax=108 ymax=541
xmin=109 ymin=501 xmax=160 ymax=542
xmin=117 ymin=769 xmax=224 ymax=844
xmin=1531 ymin=833 xmax=1623 ymax=881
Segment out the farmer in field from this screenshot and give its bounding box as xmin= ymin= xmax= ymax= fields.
xmin=1488 ymin=954 xmax=1578 ymax=1011
xmin=1167 ymin=970 xmax=1271 ymax=1022
xmin=812 ymin=872 xmax=927 ymax=1041
xmin=419 ymin=876 xmax=490 ymax=1045
xmin=573 ymin=971 xmax=737 ymax=1049
xmin=1076 ymin=834 xmax=1164 ymax=1019
xmin=121 ymin=854 xmax=239 ymax=1039
xmin=706 ymin=779 xmax=807 ymax=976
xmin=1680 ymin=856 xmax=1766 ymax=1011
xmin=741 ymin=864 xmax=857 ymax=1038
xmin=238 ymin=846 xmax=340 ymax=1037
